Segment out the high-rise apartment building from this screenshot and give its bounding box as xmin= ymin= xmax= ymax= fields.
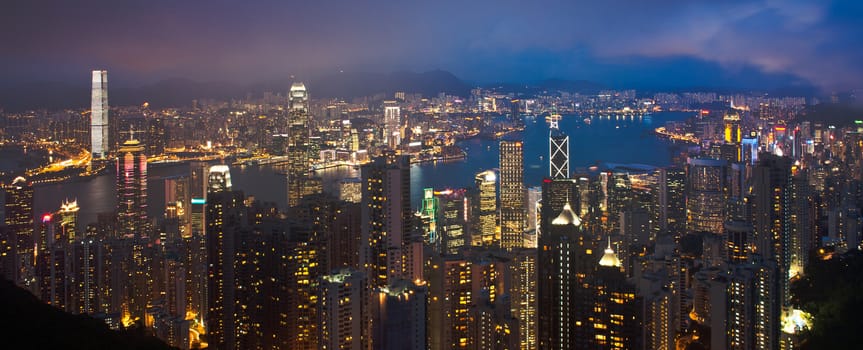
xmin=752 ymin=154 xmax=793 ymax=313
xmin=509 ymin=249 xmax=538 ymax=350
xmin=427 ymin=251 xmax=508 ymax=350
xmin=428 ymin=256 xmax=474 ymax=350
xmin=696 ymin=260 xmax=778 ymax=350
xmin=186 ymin=161 xmax=208 ymax=329
xmin=360 ymin=153 xmax=412 ymax=288
xmin=205 ymin=165 xmax=245 ymax=350
xmin=373 ymin=279 xmax=427 ymax=350
xmin=318 ymin=269 xmax=371 ymax=350
xmin=71 ymin=222 xmax=102 ymax=316
xmin=35 ymin=215 xmax=54 ymax=307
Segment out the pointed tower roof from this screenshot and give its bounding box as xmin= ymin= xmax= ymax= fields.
xmin=551 ymin=202 xmax=581 ymax=226
xmin=599 ymin=237 xmax=622 ymax=267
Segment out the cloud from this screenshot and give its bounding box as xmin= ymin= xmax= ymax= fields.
xmin=0 ymin=0 xmax=860 ymax=90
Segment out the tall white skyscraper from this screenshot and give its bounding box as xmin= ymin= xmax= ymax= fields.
xmin=289 ymin=82 xmax=308 ymax=113
xmin=286 ymin=82 xmax=310 ymax=207
xmin=384 ymin=103 xmax=401 ymax=149
xmin=90 ymin=70 xmax=109 ymax=159
xmin=549 ymin=120 xmax=569 ymax=179
xmin=208 ymin=165 xmax=233 ymax=192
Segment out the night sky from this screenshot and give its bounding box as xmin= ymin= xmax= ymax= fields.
xmin=2 ymin=0 xmax=862 ymax=91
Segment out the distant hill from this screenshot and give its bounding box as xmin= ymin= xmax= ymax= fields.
xmin=0 ymin=278 xmax=177 ymax=350
xmin=0 ymin=72 xmax=825 ymax=112
xmin=253 ymin=70 xmax=472 ymax=99
xmin=483 ymin=79 xmax=605 ymax=95
xmin=0 ymin=70 xmax=471 ymax=112
xmin=800 ymin=103 xmax=863 ymax=127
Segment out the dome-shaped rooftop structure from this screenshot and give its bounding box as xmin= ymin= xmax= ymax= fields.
xmin=599 ymin=237 xmax=622 ymax=268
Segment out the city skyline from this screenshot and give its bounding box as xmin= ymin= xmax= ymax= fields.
xmin=2 ymin=72 xmax=862 ymax=349
xmin=2 ymin=1 xmax=863 ymax=349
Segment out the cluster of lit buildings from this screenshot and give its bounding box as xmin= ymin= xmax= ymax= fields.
xmin=2 ymin=70 xmax=863 ymax=350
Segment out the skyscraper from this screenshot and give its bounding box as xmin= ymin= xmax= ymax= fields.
xmin=57 ymin=199 xmax=79 ymax=243
xmin=374 ymin=279 xmax=427 ymax=350
xmin=724 ymin=109 xmax=742 ymax=144
xmin=90 ymin=70 xmax=109 ymax=159
xmin=338 ymin=177 xmax=362 ymax=203
xmin=72 ymin=222 xmax=101 ymax=316
xmin=116 ymin=137 xmax=147 ymax=238
xmin=752 ymin=154 xmax=793 ymax=315
xmin=725 ymin=220 xmax=754 ymax=263
xmin=418 ymin=188 xmax=439 ymax=246
xmin=34 ymin=214 xmax=54 ymax=307
xmin=438 ymin=188 xmax=469 ymax=255
xmin=686 ymin=158 xmax=728 ymax=235
xmin=384 ymin=102 xmax=401 ymax=149
xmin=549 ymin=121 xmax=569 ymax=179
xmin=427 ymin=252 xmax=509 ymax=350
xmin=164 ymin=175 xmax=191 ymax=239
xmin=509 ymin=249 xmax=538 ymax=350
xmin=57 ymin=199 xmax=92 ymax=315
xmin=659 ymin=168 xmax=686 ymax=241
xmin=290 ymin=82 xmax=309 ymax=113
xmin=287 ymin=82 xmax=311 ymax=208
xmin=428 ymin=256 xmax=474 ymax=350
xmin=474 ymin=170 xmax=497 ymax=247
xmin=0 ymin=226 xmax=14 ymax=280
xmin=286 ymin=195 xmax=329 ymax=350
xmin=38 ymin=200 xmax=82 ymax=313
xmin=3 ymin=176 xmax=34 ymax=287
xmin=318 ymin=269 xmax=371 ymax=350
xmin=591 ymin=240 xmax=642 ymax=349
xmin=205 ymin=165 xmax=245 ymax=350
xmin=500 ymin=140 xmax=525 ymax=249
xmin=360 ymin=153 xmax=412 ymax=288
xmin=187 ymin=161 xmax=208 ymax=328
xmin=695 ymin=260 xmax=778 ymax=350
xmin=537 ymin=193 xmax=593 ymax=349
xmin=208 ymin=165 xmax=232 ymax=192
xmin=189 ymin=162 xmax=209 ymax=238
xmin=47 ymin=211 xmax=71 ymax=311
